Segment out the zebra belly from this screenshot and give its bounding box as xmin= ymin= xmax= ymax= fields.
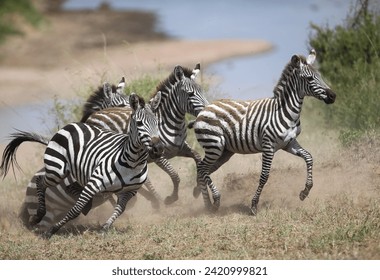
xmin=98 ymin=163 xmax=148 ymax=192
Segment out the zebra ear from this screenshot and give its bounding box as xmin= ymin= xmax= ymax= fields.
xmin=174 ymin=65 xmax=185 ymax=81
xmin=306 ymin=49 xmax=316 ymax=65
xmin=103 ymin=82 xmax=113 ymax=98
xmin=129 ymin=93 xmax=140 ymax=111
xmin=191 ymin=63 xmax=201 ymax=80
xmin=150 ymin=91 xmax=161 ymax=112
xmin=116 ymin=77 xmax=126 ymax=94
xmin=291 ymin=55 xmax=301 ymax=68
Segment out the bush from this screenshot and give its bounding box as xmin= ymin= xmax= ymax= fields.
xmin=0 ymin=0 xmax=43 ymax=43
xmin=308 ymin=0 xmax=380 ymax=142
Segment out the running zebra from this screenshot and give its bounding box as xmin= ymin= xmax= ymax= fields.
xmin=20 ymin=63 xmax=208 ymax=228
xmin=72 ymin=64 xmax=208 ymax=205
xmin=1 ymin=89 xmax=163 ymax=238
xmin=18 ymin=77 xmax=134 ymax=229
xmin=190 ymin=50 xmax=336 ymax=214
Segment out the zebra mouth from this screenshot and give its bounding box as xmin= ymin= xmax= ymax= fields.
xmin=148 ymin=138 xmax=164 ymax=159
xmin=323 ymin=89 xmax=336 ymax=104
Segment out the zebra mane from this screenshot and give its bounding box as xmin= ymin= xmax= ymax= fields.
xmin=273 ymin=55 xmax=308 ymax=98
xmin=152 ymin=66 xmax=194 ymax=99
xmin=81 ymin=84 xmax=121 ymax=122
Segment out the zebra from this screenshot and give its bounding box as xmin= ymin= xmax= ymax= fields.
xmin=70 ymin=64 xmax=208 ymax=205
xmin=1 ymin=88 xmax=163 ymax=238
xmin=80 ymin=76 xmax=129 ymax=122
xmin=190 ymin=49 xmax=336 ymax=215
xmin=20 ymin=63 xmax=208 ymax=228
xmin=18 ymin=77 xmax=135 ymax=229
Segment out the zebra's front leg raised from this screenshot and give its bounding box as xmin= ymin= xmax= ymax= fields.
xmin=283 ymin=139 xmax=313 ymax=201
xmin=251 ymin=150 xmax=274 ymax=216
xmin=152 ymin=157 xmax=180 ymax=205
xmin=102 ymin=190 xmax=137 ymax=231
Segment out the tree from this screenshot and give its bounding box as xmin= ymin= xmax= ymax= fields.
xmin=0 ymin=0 xmax=43 ymax=43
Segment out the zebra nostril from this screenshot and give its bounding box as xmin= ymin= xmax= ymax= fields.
xmin=324 ymin=88 xmax=336 ymax=104
xmin=150 ymin=137 xmax=163 ymax=157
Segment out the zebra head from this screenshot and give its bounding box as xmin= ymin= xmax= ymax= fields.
xmin=81 ymin=77 xmax=129 ymax=122
xmin=129 ymin=92 xmax=163 ymax=159
xmin=172 ymin=63 xmax=209 ymax=116
xmin=293 ymin=49 xmax=336 ymax=104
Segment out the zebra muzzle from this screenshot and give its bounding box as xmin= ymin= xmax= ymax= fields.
xmin=149 ymin=137 xmax=164 ymax=159
xmin=323 ymin=88 xmax=336 ymax=104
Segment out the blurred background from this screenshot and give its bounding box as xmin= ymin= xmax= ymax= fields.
xmin=0 ymin=0 xmax=375 ymax=143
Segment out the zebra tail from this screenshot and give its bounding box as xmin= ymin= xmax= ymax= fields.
xmin=188 ymin=120 xmax=195 ymax=129
xmin=0 ymin=130 xmax=49 ymax=179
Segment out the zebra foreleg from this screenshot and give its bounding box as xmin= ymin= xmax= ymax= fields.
xmin=139 ymin=179 xmax=161 ymax=209
xmin=102 ymin=190 xmax=137 ymax=231
xmin=283 ymin=140 xmax=313 ymax=201
xmin=152 ymin=157 xmax=179 ymax=205
xmin=251 ymin=150 xmax=274 ymax=216
xmin=163 ymin=142 xmax=202 ymax=205
xmin=43 ymin=186 xmax=97 ymax=239
xmin=196 ymin=161 xmax=220 ymax=212
xmin=179 ymin=141 xmax=202 ymax=163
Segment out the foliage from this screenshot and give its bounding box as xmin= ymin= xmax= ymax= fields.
xmin=308 ymin=0 xmax=380 ymax=143
xmin=0 ymin=0 xmax=43 ymax=43
xmin=124 ymin=74 xmax=160 ymax=98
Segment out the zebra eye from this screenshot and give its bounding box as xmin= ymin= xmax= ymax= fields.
xmin=306 ymin=76 xmax=314 ymax=82
xmin=136 ymin=120 xmax=143 ymax=126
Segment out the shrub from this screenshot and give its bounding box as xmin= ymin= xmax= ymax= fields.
xmin=308 ymin=0 xmax=380 ymax=142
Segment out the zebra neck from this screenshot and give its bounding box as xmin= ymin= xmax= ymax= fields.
xmin=120 ymin=139 xmax=147 ymax=168
xmin=274 ymin=80 xmax=304 ymax=122
xmin=156 ymin=99 xmax=187 ymax=136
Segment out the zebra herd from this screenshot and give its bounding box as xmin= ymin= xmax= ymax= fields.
xmin=0 ymin=50 xmax=336 ymax=239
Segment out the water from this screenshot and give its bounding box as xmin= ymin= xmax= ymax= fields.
xmin=65 ymin=0 xmax=353 ymax=99
xmin=0 ymin=102 xmax=54 ymax=142
xmin=1 ymin=0 xmax=353 ymax=143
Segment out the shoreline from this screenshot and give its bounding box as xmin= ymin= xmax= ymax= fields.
xmin=0 ymin=39 xmax=273 ymax=108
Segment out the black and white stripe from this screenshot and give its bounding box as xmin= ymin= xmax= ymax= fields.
xmin=1 ymin=89 xmax=163 ymax=238
xmin=54 ymin=64 xmax=208 ymax=206
xmin=191 ymin=50 xmax=336 ymax=214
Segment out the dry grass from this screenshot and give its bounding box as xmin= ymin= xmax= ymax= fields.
xmin=0 ymin=123 xmax=379 ymax=260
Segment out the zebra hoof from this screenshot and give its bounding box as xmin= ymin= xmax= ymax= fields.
xmin=42 ymin=227 xmax=57 ymax=239
xmin=41 ymin=231 xmax=53 ymax=240
xmin=164 ymin=195 xmax=178 ymax=205
xmin=193 ymin=187 xmax=201 ymax=198
xmin=250 ymin=202 xmax=258 ymax=216
xmin=299 ymin=190 xmax=309 ymax=201
xmin=101 ymin=223 xmax=111 ymax=232
xmin=29 ymin=215 xmax=42 ymax=226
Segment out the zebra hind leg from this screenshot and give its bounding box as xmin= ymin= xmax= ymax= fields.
xmin=29 ymin=175 xmax=47 ymax=226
